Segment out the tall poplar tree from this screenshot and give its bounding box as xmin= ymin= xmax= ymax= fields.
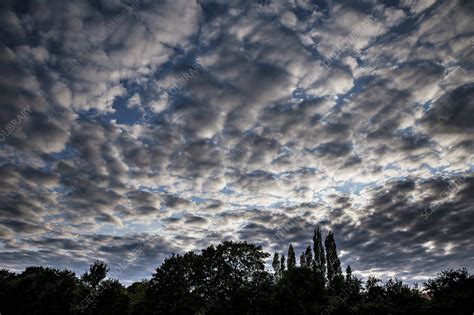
xmin=280 ymin=254 xmax=286 ymax=277
xmin=300 ymin=251 xmax=306 ymax=267
xmin=313 ymin=227 xmax=326 ymax=277
xmin=272 ymin=252 xmax=280 ymax=277
xmin=325 ymin=230 xmax=342 ymax=282
xmin=287 ymin=244 xmax=296 ymax=270
xmin=304 ymin=245 xmax=312 ymax=269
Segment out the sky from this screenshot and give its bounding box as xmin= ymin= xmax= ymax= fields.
xmin=0 ymin=0 xmax=473 ymax=285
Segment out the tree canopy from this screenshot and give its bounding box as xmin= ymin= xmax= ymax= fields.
xmin=0 ymin=229 xmax=472 ymax=315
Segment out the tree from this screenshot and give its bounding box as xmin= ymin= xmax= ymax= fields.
xmin=6 ymin=267 xmax=78 ymax=315
xmin=424 ymin=268 xmax=474 ymax=314
xmin=93 ymin=279 xmax=130 ymax=315
xmin=313 ymin=227 xmax=326 ymax=278
xmin=147 ymin=241 xmax=270 ymax=314
xmin=1 ymin=229 xmax=472 ymax=315
xmin=147 ymin=252 xmax=202 ymax=314
xmin=272 ymin=252 xmax=281 ymax=278
xmin=127 ymin=280 xmax=148 ymax=315
xmin=346 ymin=265 xmax=352 ymax=282
xmin=78 ymin=261 xmax=131 ymax=315
xmin=280 ymin=254 xmax=286 ymax=276
xmin=196 ymin=241 xmax=271 ymax=314
xmin=304 ymin=245 xmax=312 ymax=269
xmin=273 ymin=266 xmax=322 ymax=314
xmin=383 ymin=278 xmax=426 ymax=314
xmin=324 ymin=230 xmax=342 ymax=283
xmin=300 ymin=251 xmax=306 ymax=267
xmin=0 ymin=269 xmax=17 ymax=314
xmin=81 ymin=260 xmax=108 ymax=288
xmin=287 ymin=244 xmax=296 ymax=270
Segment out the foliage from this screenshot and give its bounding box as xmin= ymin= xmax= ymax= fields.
xmin=272 ymin=252 xmax=280 ymax=277
xmin=81 ymin=260 xmax=108 ymax=289
xmin=424 ymin=268 xmax=474 ymax=314
xmin=324 ymin=230 xmax=342 ymax=284
xmin=0 ymin=230 xmax=472 ymax=315
xmin=287 ymin=244 xmax=296 ymax=270
xmin=313 ymin=227 xmax=326 ymax=280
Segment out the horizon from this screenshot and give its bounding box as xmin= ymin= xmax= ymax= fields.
xmin=0 ymin=0 xmax=473 ymax=286
xmin=4 ymin=229 xmax=459 ymax=287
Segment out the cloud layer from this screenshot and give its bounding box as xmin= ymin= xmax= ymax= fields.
xmin=0 ymin=0 xmax=473 ymax=283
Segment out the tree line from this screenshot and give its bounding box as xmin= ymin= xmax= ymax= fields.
xmin=0 ymin=227 xmax=473 ymax=314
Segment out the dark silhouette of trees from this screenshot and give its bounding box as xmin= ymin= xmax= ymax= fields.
xmin=272 ymin=252 xmax=281 ymax=278
xmin=287 ymin=244 xmax=296 ymax=270
xmin=273 ymin=265 xmax=323 ymax=314
xmin=280 ymin=253 xmax=286 ymax=275
xmin=300 ymin=249 xmax=306 ymax=267
xmin=146 ymin=251 xmax=202 ymax=314
xmin=303 ymin=245 xmax=313 ymax=269
xmin=1 ymin=267 xmax=78 ymax=315
xmin=324 ymin=230 xmax=342 ymax=285
xmin=147 ymin=241 xmax=271 ymax=314
xmin=313 ymin=227 xmax=326 ymax=279
xmin=127 ymin=280 xmax=147 ymax=315
xmin=424 ymin=268 xmax=474 ymax=314
xmin=81 ymin=260 xmax=108 ymax=289
xmin=77 ymin=261 xmax=130 ymax=315
xmin=346 ymin=265 xmax=352 ymax=281
xmin=0 ymin=229 xmax=472 ymax=315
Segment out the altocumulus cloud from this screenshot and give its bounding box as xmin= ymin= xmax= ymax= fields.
xmin=0 ymin=0 xmax=473 ymax=284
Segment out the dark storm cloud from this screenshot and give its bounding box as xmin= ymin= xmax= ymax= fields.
xmin=0 ymin=0 xmax=473 ymax=283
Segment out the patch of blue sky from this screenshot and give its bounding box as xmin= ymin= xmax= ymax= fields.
xmin=103 ymin=94 xmax=143 ymax=125
xmin=191 ymin=196 xmax=206 ymax=205
xmin=220 ymin=186 xmax=234 ymax=195
xmin=335 ymin=179 xmax=370 ymax=195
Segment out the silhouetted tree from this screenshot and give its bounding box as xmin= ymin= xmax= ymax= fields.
xmin=300 ymin=250 xmax=306 ymax=267
xmin=358 ymin=275 xmax=386 ymax=313
xmin=287 ymin=244 xmax=296 ymax=270
xmin=424 ymin=268 xmax=474 ymax=314
xmin=147 ymin=241 xmax=270 ymax=314
xmin=274 ymin=266 xmax=322 ymax=314
xmin=127 ymin=280 xmax=147 ymax=315
xmin=81 ymin=260 xmax=108 ymax=289
xmin=147 ymin=252 xmax=202 ymax=314
xmin=0 ymin=269 xmax=17 ymax=314
xmin=272 ymin=252 xmax=281 ymax=278
xmin=0 ymin=229 xmax=472 ymax=315
xmin=304 ymin=245 xmax=312 ymax=269
xmin=346 ymin=265 xmax=352 ymax=282
xmin=4 ymin=267 xmax=78 ymax=315
xmin=325 ymin=230 xmax=342 ymax=283
xmin=76 ymin=261 xmax=132 ymax=315
xmin=383 ymin=278 xmax=426 ymax=314
xmin=280 ymin=254 xmax=286 ymax=276
xmin=92 ymin=279 xmax=130 ymax=315
xmin=313 ymin=227 xmax=326 ymax=279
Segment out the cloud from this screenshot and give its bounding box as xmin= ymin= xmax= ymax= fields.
xmin=0 ymin=0 xmax=472 ymax=283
